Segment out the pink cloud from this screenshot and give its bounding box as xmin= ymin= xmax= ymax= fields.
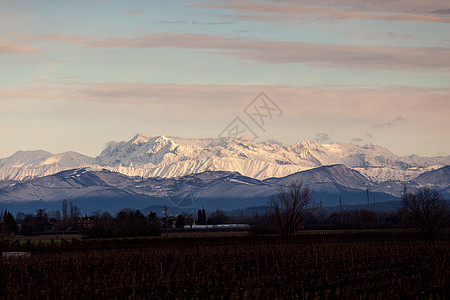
xmin=3 ymin=81 xmax=449 ymax=116
xmin=276 ymin=0 xmax=449 ymax=14
xmin=14 ymin=32 xmax=450 ymax=70
xmin=0 ymin=39 xmax=40 ymax=54
xmin=2 ymin=82 xmax=448 ymax=157
xmin=189 ymin=1 xmax=450 ymax=23
xmin=123 ymin=11 xmax=145 ymax=15
xmin=2 ymin=82 xmax=448 ymax=153
xmin=16 ymin=33 xmax=96 ymax=44
xmin=366 ymin=32 xmax=416 ymax=41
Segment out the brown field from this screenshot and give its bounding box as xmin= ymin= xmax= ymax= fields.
xmin=1 ymin=230 xmax=448 ymax=299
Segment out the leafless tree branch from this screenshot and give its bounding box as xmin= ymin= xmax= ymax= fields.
xmin=269 ymin=181 xmax=315 ymax=240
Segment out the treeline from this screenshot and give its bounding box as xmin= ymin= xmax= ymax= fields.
xmin=0 ymin=205 xmax=420 ymax=238
xmin=3 ymin=204 xmax=235 ymax=238
xmin=249 ymin=208 xmax=402 ymax=234
xmin=6 ymin=207 xmax=162 ymax=238
xmin=87 ymin=209 xmax=161 ymax=238
xmin=196 ymin=209 xmax=230 ymax=225
xmin=2 ymin=205 xmax=235 ymax=238
xmin=308 ymin=208 xmax=400 ymax=229
xmin=14 ymin=199 xmax=84 ymax=234
xmin=0 ymin=210 xmax=18 ymax=236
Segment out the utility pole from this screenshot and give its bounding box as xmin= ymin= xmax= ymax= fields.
xmin=365 ymin=188 xmax=370 ymax=210
xmin=163 ymin=202 xmax=168 ymax=218
xmin=373 ymin=193 xmax=376 ymax=210
xmin=163 ymin=202 xmax=168 ymax=237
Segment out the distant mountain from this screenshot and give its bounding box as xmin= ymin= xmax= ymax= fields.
xmin=271 ymin=164 xmax=371 ymax=190
xmin=371 ymin=166 xmax=450 ymax=199
xmin=0 ymin=150 xmax=96 ymax=181
xmin=0 ymin=133 xmax=448 ymax=182
xmin=0 ymin=165 xmax=411 ymax=215
xmin=0 ymin=168 xmax=161 ymax=214
xmin=412 ymin=165 xmax=450 ymax=189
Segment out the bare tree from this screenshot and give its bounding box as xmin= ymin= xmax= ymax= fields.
xmin=269 ymin=181 xmax=314 ymax=240
xmin=208 ymin=209 xmax=230 ymax=225
xmin=62 ymin=199 xmax=68 ymax=228
xmin=400 ymin=187 xmax=449 ymax=240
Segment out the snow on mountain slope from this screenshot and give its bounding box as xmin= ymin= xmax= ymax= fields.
xmin=0 ymin=150 xmax=97 ymax=181
xmin=95 ymin=134 xmax=448 ymax=182
xmin=412 ymin=165 xmax=450 ymax=189
xmin=0 ymin=166 xmax=401 ymax=213
xmin=271 ymin=164 xmax=372 ymax=190
xmin=95 ymin=134 xmax=312 ymax=179
xmin=1 ymin=133 xmax=448 ymax=182
xmin=352 ymin=166 xmax=441 ymax=183
xmin=369 ymin=165 xmax=450 ymax=198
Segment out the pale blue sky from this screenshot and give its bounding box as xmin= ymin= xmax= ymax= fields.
xmin=1 ymin=0 xmax=449 ymax=157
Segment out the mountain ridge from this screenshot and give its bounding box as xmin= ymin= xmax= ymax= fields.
xmin=0 ymin=164 xmax=448 ymax=214
xmin=1 ymin=133 xmax=448 ymax=182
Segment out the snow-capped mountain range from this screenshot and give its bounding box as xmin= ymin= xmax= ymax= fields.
xmin=0 ymin=165 xmax=448 ymax=214
xmin=1 ymin=133 xmax=448 ymax=183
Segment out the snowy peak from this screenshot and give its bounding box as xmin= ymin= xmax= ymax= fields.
xmin=413 ymin=165 xmax=450 ymax=188
xmin=96 ymin=134 xmax=183 ymax=167
xmin=297 ymin=140 xmax=320 ymax=149
xmin=147 ymin=135 xmax=178 ymax=153
xmin=274 ymin=164 xmax=372 ymax=190
xmin=1 ymin=133 xmax=449 ymax=182
xmin=130 ymin=133 xmax=152 ymax=145
xmin=0 ymin=149 xmax=97 ymax=181
xmin=0 ymin=150 xmax=53 ymax=168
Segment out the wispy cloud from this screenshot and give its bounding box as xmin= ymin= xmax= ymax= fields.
xmin=431 ymin=8 xmax=450 ymax=15
xmin=0 ymin=39 xmax=40 ymax=54
xmin=2 ymin=82 xmax=448 ymax=155
xmin=350 ymin=133 xmax=374 ymax=144
xmin=366 ymin=32 xmax=416 ymax=41
xmin=266 ymin=138 xmax=283 ymax=145
xmin=157 ymin=20 xmax=235 ymax=25
xmin=123 ymin=11 xmax=145 ymax=16
xmin=189 ymin=0 xmax=450 ymax=23
xmin=14 ymin=32 xmax=450 ymax=70
xmin=351 ymin=137 xmax=363 ymax=143
xmin=314 ymin=133 xmax=332 ymax=144
xmin=15 ymin=33 xmax=95 ymax=44
xmin=77 ymin=0 xmax=107 ymax=5
xmin=2 ymin=82 xmax=448 ymax=121
xmin=373 ymin=116 xmax=407 ymax=129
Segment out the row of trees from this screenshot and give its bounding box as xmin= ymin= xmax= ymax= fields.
xmin=195 ymin=209 xmax=230 ymax=225
xmin=12 ymin=200 xmax=83 ymax=235
xmin=3 ymin=205 xmax=230 ymax=237
xmin=268 ymin=181 xmax=449 ymax=240
xmin=2 ymin=208 xmax=161 ymax=238
xmin=250 ymin=206 xmax=400 ymax=235
xmin=13 ymin=200 xmax=83 ymax=234
xmin=196 ymin=209 xmax=207 ymax=225
xmin=88 ymin=208 xmax=231 ymax=237
xmin=87 ymin=209 xmax=161 ymax=238
xmin=0 ymin=210 xmax=18 ymax=236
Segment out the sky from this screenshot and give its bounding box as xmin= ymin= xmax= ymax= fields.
xmin=0 ymin=0 xmax=449 ymax=158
